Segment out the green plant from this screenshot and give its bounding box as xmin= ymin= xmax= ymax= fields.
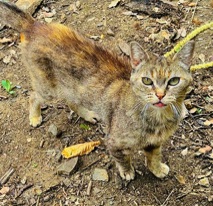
xmin=1 ymin=79 xmax=15 ymax=95
xmin=80 ymin=123 xmax=91 ymax=130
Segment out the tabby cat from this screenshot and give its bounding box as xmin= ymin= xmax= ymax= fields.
xmin=0 ymin=1 xmax=194 ymax=180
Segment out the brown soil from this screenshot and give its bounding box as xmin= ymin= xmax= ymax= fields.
xmin=0 ymin=0 xmax=212 ymax=205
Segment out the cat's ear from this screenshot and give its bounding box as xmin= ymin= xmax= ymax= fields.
xmin=176 ymin=40 xmax=195 ymax=71
xmin=130 ymin=41 xmax=148 ymax=69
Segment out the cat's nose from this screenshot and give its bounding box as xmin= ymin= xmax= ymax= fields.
xmin=156 ymin=93 xmax=165 ymax=100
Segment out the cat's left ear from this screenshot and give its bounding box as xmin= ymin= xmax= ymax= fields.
xmin=130 ymin=41 xmax=148 ymax=70
xmin=176 ymin=40 xmax=195 ymax=71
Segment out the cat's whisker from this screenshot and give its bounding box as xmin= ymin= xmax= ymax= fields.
xmin=127 ymin=102 xmax=143 ymax=117
xmin=141 ymin=103 xmax=150 ymax=118
xmin=170 ymin=103 xmax=181 ymax=118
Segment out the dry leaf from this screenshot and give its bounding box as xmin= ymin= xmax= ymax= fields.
xmin=175 ymin=175 xmax=186 ymax=184
xmin=189 ymin=107 xmax=197 ymax=114
xmin=198 ymin=145 xmax=212 ymax=154
xmin=198 ymin=54 xmax=205 ymax=63
xmin=0 ymin=186 xmax=10 ymax=194
xmin=160 ymin=30 xmax=170 ymax=40
xmin=62 ymin=141 xmax=101 ymax=158
xmin=108 ymin=0 xmax=120 ymax=8
xmin=181 ymin=147 xmax=188 ymax=156
xmin=188 ymin=2 xmax=196 ymax=7
xmin=203 ymin=119 xmax=213 ymax=126
xmin=192 ymin=17 xmax=203 ymax=26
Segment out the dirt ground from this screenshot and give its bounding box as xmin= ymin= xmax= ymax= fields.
xmin=0 ymin=0 xmax=212 ymax=205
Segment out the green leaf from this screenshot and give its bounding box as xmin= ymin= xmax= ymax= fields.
xmin=197 ymin=108 xmax=202 ymax=114
xmin=80 ymin=124 xmax=91 ymax=130
xmin=32 ymin=163 xmax=38 ymax=168
xmin=9 ymin=90 xmax=15 ymax=95
xmin=1 ymin=80 xmax=12 ymax=92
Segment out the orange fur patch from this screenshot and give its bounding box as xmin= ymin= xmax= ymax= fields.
xmin=20 ymin=33 xmax=25 ymax=42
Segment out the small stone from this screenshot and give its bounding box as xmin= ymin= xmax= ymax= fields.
xmin=107 ymin=28 xmax=115 ymax=36
xmin=70 ymin=195 xmax=77 ymax=203
xmin=63 ymin=178 xmax=72 ymax=187
xmin=92 ymin=168 xmax=109 ymax=182
xmin=97 ymin=22 xmax=104 ymax=27
xmin=198 ymin=177 xmax=210 ymax=187
xmin=57 ymin=157 xmax=78 ymax=175
xmin=181 ymin=147 xmax=188 ymax=156
xmin=21 ymin=176 xmax=27 ymax=185
xmin=48 ymin=124 xmax=62 ymax=137
xmin=16 ymin=0 xmax=43 ymax=14
xmin=45 ymin=17 xmax=53 ymax=23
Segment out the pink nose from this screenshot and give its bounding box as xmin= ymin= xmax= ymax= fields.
xmin=156 ymin=93 xmax=165 ymax=100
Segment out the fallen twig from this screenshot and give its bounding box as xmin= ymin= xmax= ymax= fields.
xmin=161 ymin=189 xmax=175 ymax=206
xmin=191 ymin=0 xmax=199 ymax=21
xmin=0 ymin=168 xmax=15 ymax=185
xmin=86 ymin=180 xmax=92 ymax=196
xmin=15 ymin=183 xmax=34 ymax=199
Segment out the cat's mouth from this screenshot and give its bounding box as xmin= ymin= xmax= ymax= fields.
xmin=153 ymin=102 xmax=166 ymax=108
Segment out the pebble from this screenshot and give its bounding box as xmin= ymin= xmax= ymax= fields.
xmin=57 ymin=157 xmax=78 ymax=175
xmin=92 ymin=168 xmax=109 ymax=182
xmin=48 ymin=124 xmax=62 ymax=137
xmin=21 ymin=176 xmax=27 ymax=185
xmin=45 ymin=17 xmax=53 ymax=23
xmin=107 ymin=28 xmax=115 ymax=36
xmin=198 ymin=177 xmax=210 ymax=187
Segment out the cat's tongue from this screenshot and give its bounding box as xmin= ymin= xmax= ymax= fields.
xmin=154 ymin=102 xmax=166 ymax=108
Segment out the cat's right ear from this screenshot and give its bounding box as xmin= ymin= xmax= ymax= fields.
xmin=175 ymin=40 xmax=195 ymax=71
xmin=130 ymin=41 xmax=148 ymax=70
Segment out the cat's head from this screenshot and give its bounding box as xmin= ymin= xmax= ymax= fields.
xmin=129 ymin=41 xmax=194 ymax=111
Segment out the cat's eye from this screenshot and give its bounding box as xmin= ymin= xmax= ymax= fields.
xmin=142 ymin=77 xmax=153 ymax=85
xmin=168 ymin=77 xmax=180 ymax=86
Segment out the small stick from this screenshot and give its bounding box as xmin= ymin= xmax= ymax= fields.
xmin=161 ymin=189 xmax=175 ymax=206
xmin=191 ymin=0 xmax=199 ymax=22
xmin=0 ymin=95 xmax=8 ymax=100
xmin=15 ymin=184 xmax=34 ymax=199
xmin=0 ymin=168 xmax=15 ymax=185
xmin=86 ymin=180 xmax=92 ymax=196
xmin=35 ymin=196 xmax=40 ymax=206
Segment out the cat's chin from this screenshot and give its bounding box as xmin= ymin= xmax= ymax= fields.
xmin=153 ymin=102 xmax=167 ymax=108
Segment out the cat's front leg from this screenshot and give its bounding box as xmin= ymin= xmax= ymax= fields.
xmin=109 ymin=146 xmax=135 ymax=181
xmin=29 ymin=92 xmax=42 ymax=127
xmin=144 ymin=145 xmax=169 ymax=178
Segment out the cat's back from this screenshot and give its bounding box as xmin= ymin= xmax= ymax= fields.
xmin=21 ymin=22 xmax=131 ymax=81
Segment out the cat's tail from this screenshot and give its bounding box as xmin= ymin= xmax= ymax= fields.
xmin=0 ymin=1 xmax=34 ymax=31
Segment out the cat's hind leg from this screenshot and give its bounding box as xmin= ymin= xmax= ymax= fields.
xmin=29 ymin=91 xmax=43 ymax=127
xmin=68 ymin=103 xmax=100 ymax=124
xmin=144 ymin=145 xmax=169 ymax=178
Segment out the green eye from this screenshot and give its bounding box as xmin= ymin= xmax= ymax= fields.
xmin=142 ymin=77 xmax=153 ymax=85
xmin=168 ymin=77 xmax=180 ymax=86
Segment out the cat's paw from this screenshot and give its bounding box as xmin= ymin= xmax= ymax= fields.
xmin=84 ymin=111 xmax=100 ymax=124
xmin=150 ymin=163 xmax=170 ymax=178
xmin=29 ymin=116 xmax=42 ymax=127
xmin=117 ymin=164 xmax=135 ymax=181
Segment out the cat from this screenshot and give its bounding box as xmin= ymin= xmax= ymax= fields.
xmin=0 ymin=1 xmax=194 ymax=181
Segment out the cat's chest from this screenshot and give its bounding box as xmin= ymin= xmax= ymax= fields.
xmin=125 ymin=114 xmax=179 ymax=147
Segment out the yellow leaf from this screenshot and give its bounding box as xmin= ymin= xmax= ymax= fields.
xmin=175 ymin=175 xmax=186 ymax=184
xmin=203 ymin=118 xmax=213 ymax=126
xmin=62 ymin=141 xmax=101 ymax=158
